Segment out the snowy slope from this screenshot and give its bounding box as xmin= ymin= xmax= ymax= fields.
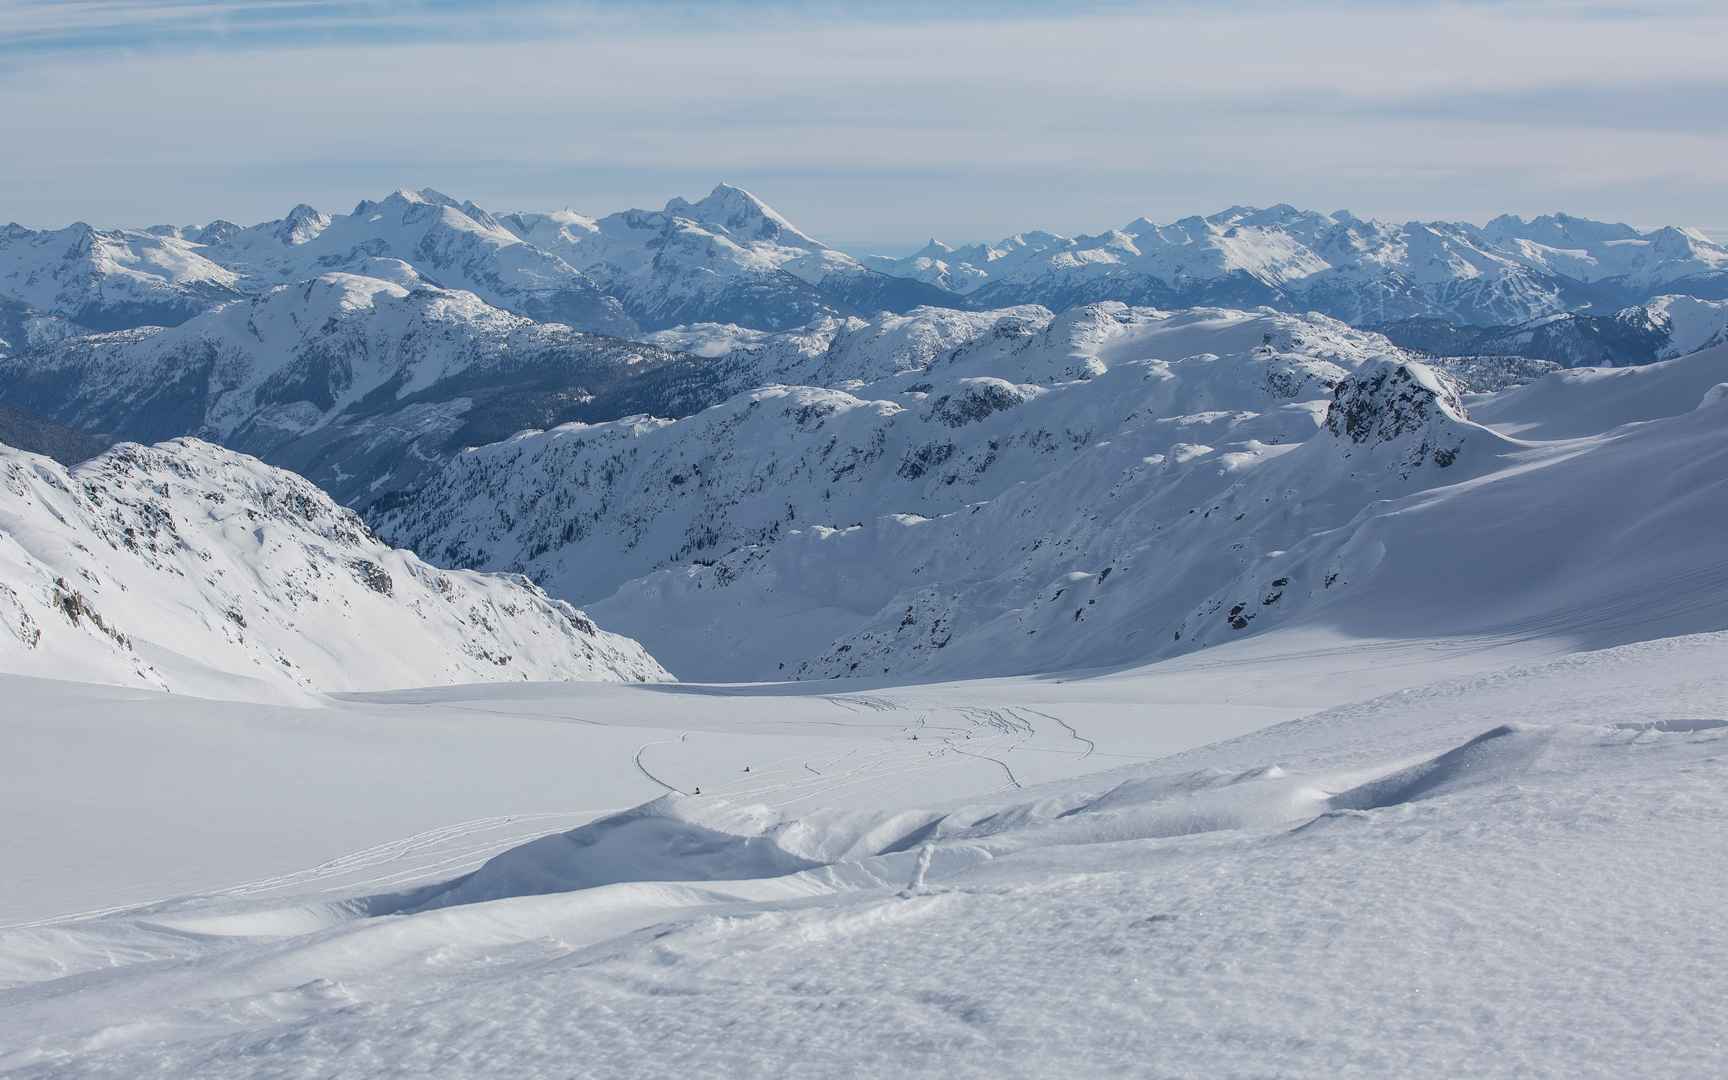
xmin=1630 ymin=294 xmax=1728 ymax=359
xmin=0 ymin=437 xmax=668 ymax=699
xmin=1467 ymin=339 xmax=1728 ymax=439
xmin=0 ymin=270 xmax=682 ymax=506
xmin=3 ymin=626 xmax=1725 ymax=1077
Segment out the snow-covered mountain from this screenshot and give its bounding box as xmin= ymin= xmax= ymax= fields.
xmin=1620 ymin=294 xmax=1728 ymax=359
xmin=498 ymin=183 xmax=958 ymax=330
xmin=11 ymin=192 xmax=1728 ymax=351
xmin=0 ymin=269 xmax=681 ymax=507
xmin=377 ymin=300 xmax=1728 ymax=681
xmin=864 ymin=206 xmax=1728 ymax=325
xmin=2 ymin=191 xmax=632 ymax=339
xmin=0 ymin=437 xmax=668 ymax=700
xmin=0 ymin=222 xmax=243 ymax=334
xmin=177 ymin=189 xmax=636 ymax=336
xmin=375 ymin=305 xmax=1408 ymax=678
xmin=1375 ymin=294 xmax=1728 ymax=368
xmin=640 ymin=342 xmax=1728 ymax=680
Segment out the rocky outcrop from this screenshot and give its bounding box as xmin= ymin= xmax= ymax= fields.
xmin=1324 ymin=359 xmax=1470 ymax=475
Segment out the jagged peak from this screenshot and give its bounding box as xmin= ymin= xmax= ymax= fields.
xmin=353 ymin=188 xmax=440 ymax=216
xmin=663 ymin=182 xmax=821 ymax=247
xmin=994 ymin=229 xmax=1069 ymax=251
xmin=273 ymin=203 xmax=330 ymax=245
xmin=416 ymin=187 xmax=462 ymax=209
xmin=194 ymin=220 xmax=242 ymax=244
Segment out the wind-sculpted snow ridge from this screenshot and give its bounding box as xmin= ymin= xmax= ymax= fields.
xmin=0 ymin=437 xmax=669 ymax=700
xmin=1163 ymin=347 xmax=1728 ymax=657
xmin=1467 ymin=339 xmax=1728 ymax=440
xmin=0 ymin=269 xmax=683 ymax=507
xmin=406 ymin=718 xmax=1566 ymax=920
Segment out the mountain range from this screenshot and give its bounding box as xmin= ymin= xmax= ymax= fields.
xmin=865 ymin=205 xmax=1728 ymax=324
xmin=7 ymin=188 xmax=1728 ymax=350
xmin=4 ymin=185 xmax=1728 ymax=688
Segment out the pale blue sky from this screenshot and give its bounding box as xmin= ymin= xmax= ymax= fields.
xmin=2 ymin=1 xmax=1724 ymax=250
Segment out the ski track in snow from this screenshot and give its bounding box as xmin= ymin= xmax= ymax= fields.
xmin=633 ymin=732 xmax=691 ymax=796
xmin=1018 ymin=706 xmax=1094 ymax=758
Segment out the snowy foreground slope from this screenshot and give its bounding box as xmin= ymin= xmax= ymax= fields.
xmin=2 ymin=624 xmax=1725 ymax=1077
xmin=0 ymin=437 xmax=667 ymax=699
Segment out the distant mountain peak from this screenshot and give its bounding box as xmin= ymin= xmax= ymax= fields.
xmin=418 ymin=187 xmax=460 ymax=206
xmin=664 ymin=183 xmax=822 ymax=248
xmin=273 ymin=203 xmax=330 ymax=246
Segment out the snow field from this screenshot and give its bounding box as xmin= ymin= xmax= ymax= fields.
xmin=4 ymin=630 xmax=1726 ymax=1076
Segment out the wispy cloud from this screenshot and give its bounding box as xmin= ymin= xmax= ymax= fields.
xmin=2 ymin=2 xmax=1723 ymax=245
